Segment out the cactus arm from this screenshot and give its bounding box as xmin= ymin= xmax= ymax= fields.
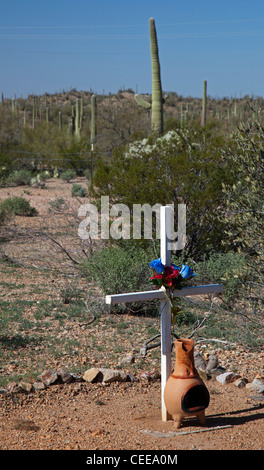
xmin=134 ymin=94 xmax=151 ymax=109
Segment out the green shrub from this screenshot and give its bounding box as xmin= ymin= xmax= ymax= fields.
xmin=82 ymin=243 xmax=155 ymax=313
xmin=92 ymin=126 xmax=234 ymax=259
xmin=60 ymin=170 xmax=76 ymax=182
xmin=84 ymin=169 xmax=92 ymax=181
xmin=6 ymin=170 xmax=32 ymax=187
xmin=0 ymin=197 xmax=38 ymax=217
xmin=48 ymin=197 xmax=66 ymax=212
xmin=176 ymin=309 xmax=198 ymax=326
xmin=195 ymin=251 xmax=248 ymax=303
xmin=38 ymin=171 xmax=50 ymax=181
xmin=71 ymin=183 xmax=87 ymax=197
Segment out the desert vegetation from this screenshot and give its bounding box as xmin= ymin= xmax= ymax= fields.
xmin=0 ymin=80 xmax=263 ymax=390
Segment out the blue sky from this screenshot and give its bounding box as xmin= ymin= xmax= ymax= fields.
xmin=1 ymin=0 xmax=264 ymax=99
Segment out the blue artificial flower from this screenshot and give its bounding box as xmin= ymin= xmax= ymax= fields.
xmin=150 ymin=258 xmax=165 ymax=274
xmin=171 ymin=263 xmax=181 ymax=271
xmin=180 ymin=264 xmax=196 ymax=280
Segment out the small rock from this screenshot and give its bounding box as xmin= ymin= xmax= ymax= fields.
xmin=6 ymin=382 xmax=21 ymax=393
xmin=234 ymin=378 xmax=248 ymax=389
xmin=71 ymin=373 xmax=84 ymax=382
xmin=216 ymin=371 xmax=241 ymax=385
xmin=83 ymin=368 xmax=102 ymax=383
xmin=33 ymin=381 xmax=46 ymax=391
xmin=140 ymin=372 xmax=151 ymax=381
xmin=18 ymin=382 xmax=33 ymax=393
xmin=57 ymin=368 xmax=73 ymax=384
xmin=209 ymin=366 xmax=227 ymax=378
xmin=0 ymin=388 xmax=8 ymax=394
xmin=37 ymin=369 xmax=60 ymax=386
xmin=246 ymin=378 xmax=264 ymax=394
xmin=205 ymin=354 xmax=219 ymax=373
xmin=98 ymin=368 xmax=128 ymax=384
xmin=127 ymin=373 xmax=139 ymax=382
xmin=194 ymin=351 xmax=207 ymax=371
xmin=119 ymin=355 xmax=135 ymax=365
xmin=149 ymin=369 xmax=161 ymax=380
xmin=91 ymin=429 xmax=104 ymax=437
xmin=254 ymin=373 xmax=264 ymax=380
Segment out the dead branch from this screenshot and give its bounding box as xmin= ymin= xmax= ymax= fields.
xmin=188 ymin=298 xmax=215 ymax=339
xmin=78 ymin=296 xmax=96 ymax=326
xmin=140 ymin=334 xmax=161 ymax=356
xmin=140 ymin=332 xmax=180 ymax=356
xmin=39 ymin=232 xmax=80 ymax=265
xmin=196 ymin=338 xmax=237 ymax=346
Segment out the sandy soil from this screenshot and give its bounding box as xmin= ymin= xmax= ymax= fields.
xmin=0 ymin=378 xmax=264 ymax=451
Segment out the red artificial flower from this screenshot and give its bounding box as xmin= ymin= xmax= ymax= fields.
xmin=162 ymin=267 xmax=180 ymax=287
xmin=164 ymin=266 xmax=180 ymax=279
xmin=150 ymin=265 xmax=181 ymax=289
xmin=150 ymin=274 xmax=163 ymax=280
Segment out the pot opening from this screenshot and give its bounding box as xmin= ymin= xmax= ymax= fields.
xmin=177 ymin=338 xmax=193 ymax=353
xmin=181 ymin=384 xmax=210 ymax=413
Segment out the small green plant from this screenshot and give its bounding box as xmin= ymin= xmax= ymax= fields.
xmin=71 ymin=183 xmax=87 ymax=197
xmin=60 ymin=282 xmax=82 ymax=304
xmin=82 ymin=243 xmax=155 ymax=313
xmin=175 ymin=309 xmax=198 ymax=326
xmin=48 ymin=197 xmax=66 ymax=212
xmin=38 ymin=171 xmax=50 ymax=182
xmin=6 ymin=170 xmax=32 ymax=187
xmin=195 ymin=251 xmax=247 ymax=304
xmin=82 ymin=244 xmax=151 ymax=295
xmin=60 ymin=170 xmax=76 ymax=182
xmin=0 ymin=197 xmax=38 ymax=217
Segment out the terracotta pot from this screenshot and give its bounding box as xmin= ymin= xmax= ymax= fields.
xmin=164 ymin=338 xmax=210 ymax=429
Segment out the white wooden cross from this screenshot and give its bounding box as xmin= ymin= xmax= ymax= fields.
xmin=105 ymin=205 xmax=223 ymax=421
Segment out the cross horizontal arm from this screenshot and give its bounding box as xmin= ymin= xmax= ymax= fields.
xmin=105 ymin=284 xmax=223 ymax=305
xmin=172 ymin=283 xmax=223 ymax=298
xmin=105 ymin=289 xmax=165 ymax=305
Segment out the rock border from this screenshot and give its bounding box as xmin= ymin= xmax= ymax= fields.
xmin=1 ymin=353 xmax=264 ymax=396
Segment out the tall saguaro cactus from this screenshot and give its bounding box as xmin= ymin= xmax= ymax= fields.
xmin=149 ymin=17 xmax=163 ymax=135
xmin=90 ymin=94 xmax=97 ymax=182
xmin=201 ymin=80 xmax=207 ymax=127
xmin=134 ymin=17 xmax=163 ymax=135
xmin=75 ymin=98 xmax=81 ymax=139
xmin=90 ymin=94 xmax=97 ymax=149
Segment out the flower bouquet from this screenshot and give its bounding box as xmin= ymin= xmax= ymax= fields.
xmin=149 ymin=258 xmax=196 ymax=322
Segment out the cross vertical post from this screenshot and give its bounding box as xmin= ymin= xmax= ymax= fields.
xmin=105 ymin=205 xmax=223 ymax=423
xmin=160 ymin=205 xmax=171 ymax=267
xmin=160 ymin=205 xmax=172 ymax=421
